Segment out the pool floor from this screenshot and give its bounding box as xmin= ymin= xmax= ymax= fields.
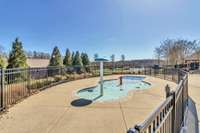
xmin=76 ymin=77 xmax=151 ymax=102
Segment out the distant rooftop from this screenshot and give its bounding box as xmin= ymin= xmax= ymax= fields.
xmin=94 ymin=58 xmax=109 ymax=62
xmin=27 ymin=59 xmax=49 ymax=67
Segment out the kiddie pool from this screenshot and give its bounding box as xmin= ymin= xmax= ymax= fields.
xmin=76 ymin=76 xmax=151 ymax=102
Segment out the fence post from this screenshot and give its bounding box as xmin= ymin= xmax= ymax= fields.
xmin=150 ymin=68 xmax=152 ymax=76
xmin=186 ymin=75 xmax=188 ymax=106
xmin=46 ymin=67 xmax=49 ymax=84
xmin=178 ymin=69 xmax=182 ymax=83
xmin=171 ymin=91 xmax=176 ymax=133
xmin=165 ymin=84 xmax=171 ymax=98
xmin=0 ymin=68 xmax=4 ymax=110
xmin=27 ymin=67 xmax=31 ymax=95
xmin=164 ymin=68 xmax=166 ymax=80
xmin=165 ymin=81 xmax=176 ymax=133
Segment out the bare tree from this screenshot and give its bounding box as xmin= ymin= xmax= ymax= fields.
xmin=121 ymin=54 xmax=125 ymax=62
xmin=156 ymin=39 xmax=198 ymax=65
xmin=154 ymin=47 xmax=162 ymax=65
xmin=110 ymin=54 xmax=115 ymax=70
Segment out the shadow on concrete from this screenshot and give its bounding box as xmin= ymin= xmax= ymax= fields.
xmin=181 ymin=97 xmax=199 ymax=133
xmin=71 ymin=98 xmax=92 ymax=107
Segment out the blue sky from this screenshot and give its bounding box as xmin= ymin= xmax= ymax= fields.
xmin=0 ymin=0 xmax=200 ymax=60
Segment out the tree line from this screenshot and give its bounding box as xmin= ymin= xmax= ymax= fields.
xmin=26 ymin=51 xmax=50 ymax=59
xmin=49 ymin=47 xmax=90 ymax=67
xmin=154 ymin=39 xmax=200 ymax=65
xmin=0 ymin=38 xmax=90 ymax=68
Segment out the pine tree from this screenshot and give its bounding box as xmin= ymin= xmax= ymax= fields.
xmin=71 ymin=51 xmax=75 ymax=62
xmin=81 ymin=53 xmax=90 ymax=72
xmin=7 ymin=38 xmax=28 ymax=68
xmin=0 ymin=56 xmax=5 ymax=68
xmin=81 ymin=53 xmax=90 ymax=66
xmin=49 ymin=46 xmax=62 ymax=66
xmin=63 ymin=48 xmax=72 ymax=66
xmin=72 ymin=51 xmax=82 ymax=66
xmin=0 ymin=45 xmax=5 ymax=68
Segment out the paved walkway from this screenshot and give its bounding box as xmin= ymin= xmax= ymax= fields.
xmin=0 ymin=75 xmax=176 ymax=133
xmin=188 ymin=74 xmax=200 ymax=130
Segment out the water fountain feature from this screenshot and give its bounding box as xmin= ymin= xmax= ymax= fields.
xmin=95 ymin=58 xmax=108 ymax=96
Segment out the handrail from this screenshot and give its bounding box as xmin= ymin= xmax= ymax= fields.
xmin=135 ymin=95 xmax=173 ymax=131
xmin=128 ymin=69 xmax=189 ymax=133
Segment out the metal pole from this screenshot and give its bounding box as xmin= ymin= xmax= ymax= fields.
xmin=27 ymin=67 xmax=31 ymax=95
xmin=100 ymin=61 xmax=103 ymax=96
xmin=1 ymin=68 xmax=4 ymax=110
xmin=171 ymin=91 xmax=176 ymax=133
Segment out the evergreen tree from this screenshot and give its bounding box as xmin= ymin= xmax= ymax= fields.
xmin=0 ymin=45 xmax=5 ymax=68
xmin=81 ymin=53 xmax=90 ymax=66
xmin=121 ymin=54 xmax=125 ymax=62
xmin=0 ymin=56 xmax=5 ymax=68
xmin=71 ymin=51 xmax=75 ymax=64
xmin=63 ymin=48 xmax=72 ymax=66
xmin=7 ymin=38 xmax=28 ymax=68
xmin=49 ymin=46 xmax=62 ymax=66
xmin=72 ymin=51 xmax=82 ymax=66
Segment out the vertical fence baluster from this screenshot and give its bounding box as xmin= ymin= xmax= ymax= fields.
xmin=0 ymin=68 xmax=4 ymax=110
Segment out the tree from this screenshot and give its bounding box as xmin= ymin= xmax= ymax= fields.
xmin=155 ymin=39 xmax=198 ymax=65
xmin=94 ymin=53 xmax=99 ymax=60
xmin=7 ymin=38 xmax=28 ymax=68
xmin=0 ymin=45 xmax=5 ymax=68
xmin=63 ymin=48 xmax=72 ymax=66
xmin=110 ymin=54 xmax=115 ymax=70
xmin=0 ymin=56 xmax=4 ymax=68
xmin=72 ymin=51 xmax=82 ymax=66
xmin=71 ymin=51 xmax=75 ymax=63
xmin=110 ymin=54 xmax=115 ymax=62
xmin=121 ymin=54 xmax=125 ymax=68
xmin=30 ymin=51 xmax=50 ymax=59
xmin=154 ymin=47 xmax=162 ymax=65
xmin=81 ymin=53 xmax=90 ymax=66
xmin=26 ymin=51 xmax=33 ymax=58
xmin=121 ymin=54 xmax=125 ymax=62
xmin=49 ymin=46 xmax=62 ymax=66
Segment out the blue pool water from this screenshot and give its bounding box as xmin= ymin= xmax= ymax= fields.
xmin=76 ymin=76 xmax=151 ymax=102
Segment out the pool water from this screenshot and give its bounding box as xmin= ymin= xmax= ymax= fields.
xmin=76 ymin=76 xmax=151 ymax=102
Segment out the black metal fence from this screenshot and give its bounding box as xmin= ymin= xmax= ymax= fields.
xmin=0 ymin=64 xmax=187 ymax=133
xmin=0 ymin=65 xmax=180 ymax=111
xmin=0 ymin=66 xmax=98 ymax=111
xmin=128 ymin=70 xmax=188 ymax=133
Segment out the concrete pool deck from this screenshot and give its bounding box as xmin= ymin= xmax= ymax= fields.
xmin=0 ymin=75 xmax=177 ymax=133
xmin=188 ymin=74 xmax=200 ymax=130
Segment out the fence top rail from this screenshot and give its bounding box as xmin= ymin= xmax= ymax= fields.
xmin=175 ymin=71 xmax=187 ymax=97
xmin=134 ymin=69 xmax=188 ymax=131
xmin=135 ymin=95 xmax=173 ymax=131
xmin=175 ymin=80 xmax=184 ymax=96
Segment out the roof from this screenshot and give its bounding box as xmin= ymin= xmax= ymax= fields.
xmin=95 ymin=58 xmax=109 ymax=62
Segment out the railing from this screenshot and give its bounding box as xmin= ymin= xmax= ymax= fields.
xmin=128 ymin=70 xmax=188 ymax=133
xmin=0 ymin=63 xmax=185 ymax=133
xmin=0 ymin=65 xmax=188 ymax=133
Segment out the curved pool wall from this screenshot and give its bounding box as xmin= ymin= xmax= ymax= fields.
xmin=76 ymin=76 xmax=151 ymax=102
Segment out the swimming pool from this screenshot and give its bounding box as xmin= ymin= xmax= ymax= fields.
xmin=76 ymin=76 xmax=151 ymax=102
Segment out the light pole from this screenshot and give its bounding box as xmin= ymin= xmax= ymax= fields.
xmin=100 ymin=61 xmax=103 ymax=96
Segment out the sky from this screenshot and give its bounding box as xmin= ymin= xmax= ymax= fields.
xmin=0 ymin=0 xmax=200 ymax=60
